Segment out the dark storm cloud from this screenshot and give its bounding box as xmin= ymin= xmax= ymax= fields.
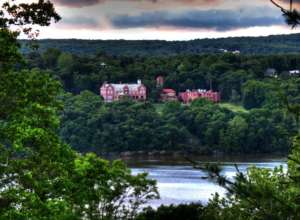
xmin=281 ymin=0 xmax=300 ymax=3
xmin=52 ymin=0 xmax=104 ymax=7
xmin=58 ymin=16 xmax=100 ymax=29
xmin=111 ymin=8 xmax=284 ymax=31
xmin=52 ymin=0 xmax=219 ymax=8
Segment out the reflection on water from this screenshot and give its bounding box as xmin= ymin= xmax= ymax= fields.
xmin=127 ymin=156 xmax=287 ymax=207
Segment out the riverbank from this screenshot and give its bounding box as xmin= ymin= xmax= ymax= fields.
xmin=101 ymin=151 xmax=287 ymax=167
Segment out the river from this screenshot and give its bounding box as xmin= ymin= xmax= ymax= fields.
xmin=124 ymin=155 xmax=287 ymax=207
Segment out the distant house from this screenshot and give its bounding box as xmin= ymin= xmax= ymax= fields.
xmin=219 ymin=49 xmax=228 ymax=53
xmin=179 ymin=89 xmax=221 ymax=104
xmin=265 ymin=68 xmax=277 ymax=78
xmin=232 ymin=50 xmax=240 ymax=55
xmin=219 ymin=49 xmax=240 ymax=55
xmin=289 ymin=70 xmax=300 ymax=76
xmin=100 ymin=80 xmax=147 ymax=103
xmin=160 ymin=88 xmax=178 ymax=102
xmin=179 ymin=90 xmax=199 ymax=104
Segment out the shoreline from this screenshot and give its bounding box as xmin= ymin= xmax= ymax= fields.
xmin=97 ymin=150 xmax=287 ymax=166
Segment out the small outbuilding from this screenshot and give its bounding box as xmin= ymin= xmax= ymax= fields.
xmin=160 ymin=88 xmax=178 ymax=102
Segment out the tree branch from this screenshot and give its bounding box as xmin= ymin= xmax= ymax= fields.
xmin=270 ymin=0 xmax=287 ymax=12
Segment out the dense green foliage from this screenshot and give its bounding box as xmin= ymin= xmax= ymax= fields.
xmin=0 ymin=71 xmax=158 ymax=219
xmin=136 ymin=204 xmax=210 ymax=220
xmin=60 ymin=92 xmax=297 ymax=154
xmin=60 ymin=92 xmax=189 ymax=153
xmin=24 ymin=49 xmax=300 ymax=106
xmin=21 ymin=33 xmax=300 ymax=56
xmin=0 ymin=1 xmax=158 ymax=219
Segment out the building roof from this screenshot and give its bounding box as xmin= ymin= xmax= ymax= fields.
xmin=110 ymin=84 xmax=142 ymax=92
xmin=102 ymin=80 xmax=145 ymax=94
xmin=265 ymin=68 xmax=276 ymax=74
xmin=162 ymin=88 xmax=176 ymax=93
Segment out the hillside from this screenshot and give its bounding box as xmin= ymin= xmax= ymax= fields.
xmin=20 ymin=33 xmax=300 ymax=56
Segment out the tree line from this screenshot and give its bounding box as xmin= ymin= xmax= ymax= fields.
xmin=21 ymin=33 xmax=300 ymax=56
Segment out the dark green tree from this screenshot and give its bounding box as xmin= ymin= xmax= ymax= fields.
xmin=0 ymin=0 xmax=60 ymax=70
xmin=0 ymin=1 xmax=159 ymax=219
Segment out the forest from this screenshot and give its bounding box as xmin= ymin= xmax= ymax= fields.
xmin=23 ymin=50 xmax=300 ymax=154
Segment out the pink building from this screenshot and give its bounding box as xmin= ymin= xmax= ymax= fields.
xmin=100 ymin=80 xmax=147 ymax=103
xmin=179 ymin=89 xmax=221 ymax=104
xmin=160 ymin=88 xmax=178 ymax=102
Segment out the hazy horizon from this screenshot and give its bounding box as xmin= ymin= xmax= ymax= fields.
xmin=20 ymin=31 xmax=300 ymax=41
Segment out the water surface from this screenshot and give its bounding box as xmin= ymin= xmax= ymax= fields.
xmin=126 ymin=156 xmax=287 ymax=207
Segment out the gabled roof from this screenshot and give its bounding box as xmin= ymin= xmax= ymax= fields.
xmin=110 ymin=84 xmax=144 ymax=92
xmin=162 ymin=88 xmax=176 ymax=93
xmin=102 ymin=80 xmax=145 ymax=93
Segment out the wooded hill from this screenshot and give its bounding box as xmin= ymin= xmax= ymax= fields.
xmin=21 ymin=33 xmax=300 ymax=56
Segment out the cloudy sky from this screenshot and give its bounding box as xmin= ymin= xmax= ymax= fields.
xmin=24 ymin=0 xmax=300 ymax=40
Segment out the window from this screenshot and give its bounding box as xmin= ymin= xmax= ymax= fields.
xmin=124 ymin=86 xmax=129 ymax=95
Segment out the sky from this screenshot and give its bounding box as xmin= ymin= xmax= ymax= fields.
xmin=21 ymin=0 xmax=300 ymax=40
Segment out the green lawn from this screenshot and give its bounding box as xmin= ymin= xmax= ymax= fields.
xmin=153 ymin=103 xmax=165 ymax=115
xmin=219 ymin=103 xmax=249 ymax=113
xmin=154 ymin=102 xmax=248 ymax=114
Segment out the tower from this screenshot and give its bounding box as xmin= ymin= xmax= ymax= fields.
xmin=156 ymin=76 xmax=164 ymax=88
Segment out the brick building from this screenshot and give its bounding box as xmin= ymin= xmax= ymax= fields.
xmin=100 ymin=80 xmax=147 ymax=102
xmin=160 ymin=88 xmax=178 ymax=102
xmin=179 ymin=89 xmax=221 ymax=104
